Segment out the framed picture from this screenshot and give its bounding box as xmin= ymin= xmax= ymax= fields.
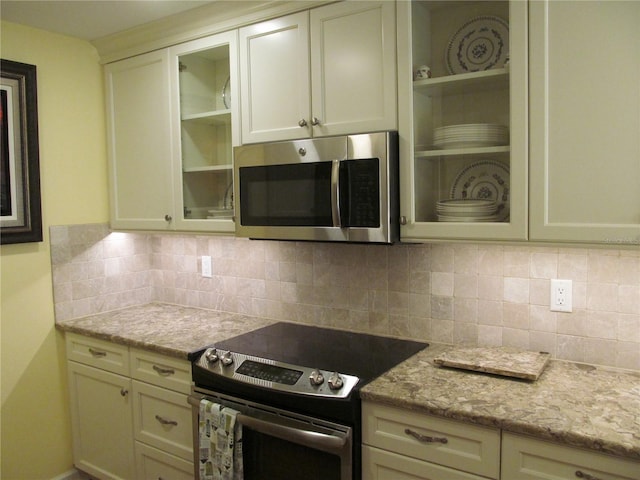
xmin=1 ymin=59 xmax=42 ymax=244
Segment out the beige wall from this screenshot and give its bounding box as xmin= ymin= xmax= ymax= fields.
xmin=0 ymin=21 xmax=108 ymax=479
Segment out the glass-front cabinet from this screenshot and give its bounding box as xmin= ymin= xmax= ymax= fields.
xmin=398 ymin=0 xmax=527 ymax=242
xmin=169 ymin=31 xmax=239 ymax=233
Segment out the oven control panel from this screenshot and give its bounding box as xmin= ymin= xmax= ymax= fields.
xmin=195 ymin=348 xmax=360 ymax=398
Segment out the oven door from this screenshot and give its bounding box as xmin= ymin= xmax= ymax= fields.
xmin=188 ymin=389 xmax=353 ymax=480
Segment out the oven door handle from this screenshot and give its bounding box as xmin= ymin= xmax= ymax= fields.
xmin=237 ymin=412 xmax=348 ymax=456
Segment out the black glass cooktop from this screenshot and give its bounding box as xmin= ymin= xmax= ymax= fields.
xmin=213 ymin=322 xmax=428 ymax=385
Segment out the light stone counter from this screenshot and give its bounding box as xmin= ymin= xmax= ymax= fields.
xmin=361 ymin=344 xmax=640 ymax=461
xmin=56 ymin=303 xmax=640 ymax=461
xmin=55 ymin=302 xmax=274 ymax=360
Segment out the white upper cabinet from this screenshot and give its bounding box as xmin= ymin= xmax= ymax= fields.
xmin=168 ymin=31 xmax=239 ymax=232
xmin=398 ymin=0 xmax=528 ymax=242
xmin=239 ymin=12 xmax=311 ymax=143
xmin=105 ymin=50 xmax=175 ymax=231
xmin=239 ymin=1 xmax=397 ymax=144
xmin=105 ymin=31 xmax=239 ymax=233
xmin=309 ymin=1 xmax=397 ymax=137
xmin=529 ymin=0 xmax=640 ymax=245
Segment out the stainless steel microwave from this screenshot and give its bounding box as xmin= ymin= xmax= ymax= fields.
xmin=233 ymin=131 xmax=399 ymax=243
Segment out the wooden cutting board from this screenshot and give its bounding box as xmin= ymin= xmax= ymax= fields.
xmin=433 ymin=346 xmax=551 ymax=381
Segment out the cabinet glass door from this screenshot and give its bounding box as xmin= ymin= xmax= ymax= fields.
xmin=169 ymin=31 xmax=239 ymax=232
xmin=398 ymin=0 xmax=527 ymax=241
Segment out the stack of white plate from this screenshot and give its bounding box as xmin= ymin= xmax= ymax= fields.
xmin=436 ymin=199 xmax=499 ymax=222
xmin=433 ymin=124 xmax=509 ymax=149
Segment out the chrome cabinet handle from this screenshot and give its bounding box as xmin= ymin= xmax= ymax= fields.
xmin=164 ymin=214 xmax=172 ymax=222
xmin=152 ymin=365 xmax=175 ymax=376
xmin=311 ymin=116 xmax=321 ymax=126
xmin=404 ymin=428 xmax=448 ymax=444
xmin=575 ymin=471 xmax=602 ymax=480
xmin=298 ymin=119 xmax=307 ymax=127
xmin=155 ymin=415 xmax=178 ymax=426
xmin=88 ymin=348 xmax=107 ymax=358
xmin=120 ymin=388 xmax=128 ymax=397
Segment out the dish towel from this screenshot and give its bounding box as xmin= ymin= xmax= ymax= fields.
xmin=199 ymin=399 xmax=243 ymax=480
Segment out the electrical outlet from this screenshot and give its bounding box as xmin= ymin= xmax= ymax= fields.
xmin=550 ymin=279 xmax=572 ymax=312
xmin=201 ymin=256 xmax=212 ymax=278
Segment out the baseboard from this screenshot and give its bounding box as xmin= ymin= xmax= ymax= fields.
xmin=50 ymin=469 xmax=88 ymax=480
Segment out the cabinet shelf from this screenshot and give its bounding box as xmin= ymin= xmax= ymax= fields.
xmin=415 ymin=145 xmax=510 ymax=158
xmin=183 ymin=164 xmax=232 ymax=173
xmin=414 ymin=68 xmax=509 ymax=97
xmin=181 ymin=109 xmax=231 ymax=125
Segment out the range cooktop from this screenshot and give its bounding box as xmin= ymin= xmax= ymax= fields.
xmin=212 ymin=321 xmax=428 ymax=386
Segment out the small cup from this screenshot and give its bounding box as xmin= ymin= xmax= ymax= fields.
xmin=415 ymin=65 xmax=432 ymax=80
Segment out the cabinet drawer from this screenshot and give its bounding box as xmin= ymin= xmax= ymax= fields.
xmin=363 ymin=445 xmax=490 ymax=480
xmin=135 ymin=441 xmax=194 ymax=480
xmin=362 ymin=402 xmax=500 ymax=479
xmin=502 ymin=432 xmax=640 ymax=480
xmin=133 ymin=380 xmax=193 ymax=461
xmin=131 ymin=348 xmax=191 ymax=394
xmin=66 ymin=333 xmax=129 ymax=375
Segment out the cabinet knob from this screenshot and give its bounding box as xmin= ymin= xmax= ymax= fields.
xmin=298 ymin=119 xmax=308 ymax=127
xmin=400 ymin=216 xmax=407 ymax=226
xmin=311 ymin=117 xmax=321 ymax=126
xmin=120 ymin=388 xmax=128 ymax=397
xmin=164 ymin=214 xmax=172 ymax=222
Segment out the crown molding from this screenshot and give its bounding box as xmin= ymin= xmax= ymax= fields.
xmin=92 ymin=0 xmax=334 ymax=64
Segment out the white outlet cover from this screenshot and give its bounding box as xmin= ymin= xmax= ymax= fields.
xmin=202 ymin=256 xmax=212 ymax=278
xmin=550 ymin=279 xmax=572 ymax=312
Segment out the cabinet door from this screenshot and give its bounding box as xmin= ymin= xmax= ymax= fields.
xmin=239 ymin=12 xmax=311 ymax=143
xmin=529 ymin=1 xmax=640 ymax=244
xmin=501 ymin=433 xmax=640 ymax=480
xmin=398 ymin=1 xmax=528 ymax=242
xmin=169 ymin=31 xmax=239 ymax=232
xmin=310 ymin=1 xmax=397 ymax=137
xmin=105 ymin=50 xmax=174 ymax=230
xmin=67 ymin=361 xmax=135 ymax=480
xmin=362 ymin=446 xmax=490 ymax=480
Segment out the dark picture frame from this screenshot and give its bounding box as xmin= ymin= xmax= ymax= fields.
xmin=1 ymin=59 xmax=42 ymax=244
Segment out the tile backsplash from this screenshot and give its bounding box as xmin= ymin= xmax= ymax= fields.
xmin=50 ymin=224 xmax=640 ymax=371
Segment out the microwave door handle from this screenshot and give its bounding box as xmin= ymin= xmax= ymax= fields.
xmin=331 ymin=159 xmax=341 ymax=228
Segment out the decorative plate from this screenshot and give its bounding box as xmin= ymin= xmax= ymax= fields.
xmin=446 ymin=16 xmax=509 ymax=75
xmin=222 ymin=76 xmax=231 ymax=109
xmin=450 ymin=160 xmax=510 ymax=221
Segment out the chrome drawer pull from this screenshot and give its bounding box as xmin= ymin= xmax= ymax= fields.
xmin=575 ymin=471 xmax=602 ymax=480
xmin=152 ymin=365 xmax=175 ymax=376
xmin=404 ymin=428 xmax=448 ymax=444
xmin=155 ymin=415 xmax=178 ymax=426
xmin=88 ymin=348 xmax=107 ymax=357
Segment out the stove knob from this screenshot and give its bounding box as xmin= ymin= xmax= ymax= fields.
xmin=328 ymin=372 xmax=344 ymax=390
xmin=220 ymin=351 xmax=234 ymax=367
xmin=204 ymin=348 xmax=218 ymax=363
xmin=309 ymin=369 xmax=325 ymax=386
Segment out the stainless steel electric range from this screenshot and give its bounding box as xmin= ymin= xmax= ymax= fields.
xmin=188 ymin=321 xmax=428 ymax=480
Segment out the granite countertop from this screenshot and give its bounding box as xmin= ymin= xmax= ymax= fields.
xmin=55 ymin=302 xmax=275 ymax=360
xmin=56 ymin=302 xmax=640 ymax=461
xmin=361 ymin=344 xmax=640 ymax=461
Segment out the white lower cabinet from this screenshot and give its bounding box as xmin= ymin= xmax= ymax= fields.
xmin=363 ymin=402 xmax=640 ymax=480
xmin=501 ymin=433 xmax=640 ymax=480
xmin=66 ymin=333 xmax=193 ymax=479
xmin=67 ymin=361 xmax=135 ymax=480
xmin=135 ymin=442 xmax=194 ymax=480
xmin=362 ymin=402 xmax=501 ymax=480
